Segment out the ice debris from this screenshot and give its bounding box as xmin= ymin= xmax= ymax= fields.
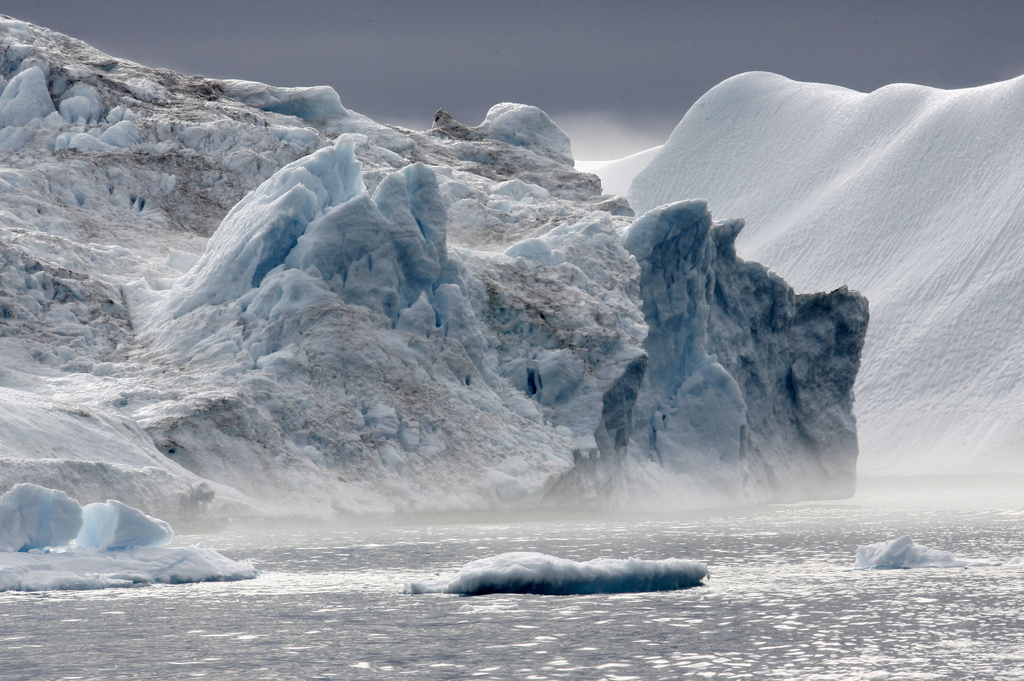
xmin=854 ymin=536 xmax=996 ymax=569
xmin=404 ymin=552 xmax=708 ymax=595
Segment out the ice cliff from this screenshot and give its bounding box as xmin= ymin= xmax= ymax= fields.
xmin=628 ymin=71 xmax=1024 ymax=476
xmin=0 ymin=17 xmax=867 ymax=519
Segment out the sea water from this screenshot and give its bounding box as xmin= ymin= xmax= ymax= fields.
xmin=3 ymin=477 xmax=1024 ymax=680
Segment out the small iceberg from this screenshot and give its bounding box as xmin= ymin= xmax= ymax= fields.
xmin=854 ymin=535 xmax=996 ymax=569
xmin=0 ymin=484 xmax=255 ymax=591
xmin=404 ymin=551 xmax=708 ymax=595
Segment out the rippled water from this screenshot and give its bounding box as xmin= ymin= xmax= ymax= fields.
xmin=4 ymin=477 xmax=1024 ymax=680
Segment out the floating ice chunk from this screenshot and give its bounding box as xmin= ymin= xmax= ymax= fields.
xmin=404 ymin=552 xmax=708 ymax=595
xmin=75 ymin=500 xmax=174 ymax=550
xmin=0 ymin=484 xmax=83 ymax=552
xmin=854 ymin=536 xmax=996 ymax=569
xmin=477 ymin=103 xmax=574 ymax=165
xmin=0 ymin=545 xmax=256 ymax=591
xmin=0 ymin=66 xmax=56 ymax=128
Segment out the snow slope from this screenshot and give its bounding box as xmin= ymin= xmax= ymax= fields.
xmin=630 ymin=71 xmax=1024 ymax=475
xmin=576 ymin=145 xmax=662 ymax=197
xmin=0 ymin=18 xmax=866 ymax=518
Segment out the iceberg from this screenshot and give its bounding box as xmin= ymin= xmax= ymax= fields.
xmin=0 ymin=545 xmax=257 ymax=591
xmin=0 ymin=17 xmax=868 ymax=517
xmin=628 ymin=71 xmax=1024 ymax=476
xmin=854 ymin=536 xmax=996 ymax=569
xmin=0 ymin=483 xmax=82 ymax=552
xmin=0 ymin=485 xmax=253 ymax=591
xmin=76 ymin=500 xmax=174 ymax=550
xmin=404 ymin=552 xmax=708 ymax=595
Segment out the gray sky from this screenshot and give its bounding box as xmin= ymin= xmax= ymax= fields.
xmin=6 ymin=1 xmax=1024 ymax=160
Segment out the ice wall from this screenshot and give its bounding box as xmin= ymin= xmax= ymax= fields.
xmin=621 ymin=202 xmax=867 ymax=501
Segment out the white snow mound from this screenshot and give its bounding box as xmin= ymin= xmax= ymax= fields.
xmin=576 ymin=145 xmax=662 ymax=197
xmin=854 ymin=536 xmax=996 ymax=569
xmin=629 ymin=71 xmax=1024 ymax=475
xmin=404 ymin=551 xmax=708 ymax=595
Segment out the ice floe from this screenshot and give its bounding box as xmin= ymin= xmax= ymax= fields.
xmin=404 ymin=552 xmax=708 ymax=595
xmin=854 ymin=536 xmax=997 ymax=569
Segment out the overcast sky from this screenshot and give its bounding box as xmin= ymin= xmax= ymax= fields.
xmin=6 ymin=1 xmax=1024 ymax=160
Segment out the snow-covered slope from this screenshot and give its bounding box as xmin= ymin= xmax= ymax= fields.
xmin=630 ymin=71 xmax=1024 ymax=475
xmin=0 ymin=18 xmax=867 ymax=519
xmin=576 ymin=146 xmax=662 ymax=197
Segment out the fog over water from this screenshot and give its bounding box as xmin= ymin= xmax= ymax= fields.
xmin=5 ymin=477 xmax=1024 ymax=680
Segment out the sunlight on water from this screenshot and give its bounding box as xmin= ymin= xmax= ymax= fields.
xmin=3 ymin=477 xmax=1024 ymax=680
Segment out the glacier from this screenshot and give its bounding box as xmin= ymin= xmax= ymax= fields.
xmin=404 ymin=552 xmax=708 ymax=595
xmin=0 ymin=17 xmax=867 ymax=519
xmin=628 ymin=71 xmax=1024 ymax=476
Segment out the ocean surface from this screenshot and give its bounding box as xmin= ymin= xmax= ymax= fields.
xmin=4 ymin=477 xmax=1024 ymax=680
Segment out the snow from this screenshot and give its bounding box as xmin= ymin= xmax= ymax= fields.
xmin=628 ymin=71 xmax=1024 ymax=476
xmin=404 ymin=552 xmax=708 ymax=595
xmin=576 ymin=145 xmax=662 ymax=197
xmin=855 ymin=536 xmax=996 ymax=569
xmin=0 ymin=18 xmax=867 ymax=518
